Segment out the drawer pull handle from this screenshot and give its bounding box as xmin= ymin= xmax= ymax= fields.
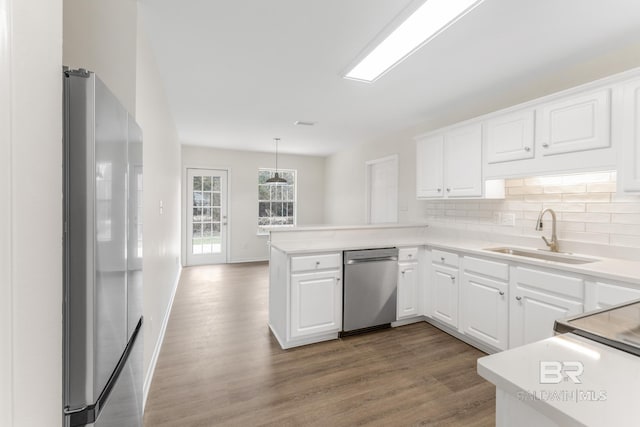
xmin=440 ymin=257 xmax=445 ymax=262
xmin=446 ymin=188 xmax=451 ymax=192
xmin=437 ymin=188 xmax=442 ymax=192
xmin=542 ymin=143 xmax=549 ymax=148
xmin=408 ymin=254 xmax=413 ymax=258
xmin=499 ymin=291 xmax=505 ymax=296
xmin=516 ymin=296 xmax=522 ymax=301
xmin=315 ymin=261 xmax=320 ymax=265
xmin=450 ymin=276 xmax=455 ymax=282
xmin=401 ymin=271 xmax=405 ymax=275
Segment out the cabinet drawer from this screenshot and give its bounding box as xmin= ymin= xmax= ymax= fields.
xmin=514 ymin=266 xmax=584 ymax=300
xmin=291 ymin=253 xmax=341 ymax=273
xmin=432 ymin=249 xmax=459 ymax=268
xmin=399 ymin=247 xmax=419 ymax=262
xmin=463 ymin=256 xmax=509 ymax=281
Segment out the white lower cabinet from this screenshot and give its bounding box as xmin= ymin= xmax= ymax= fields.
xmin=585 ymin=280 xmax=640 ymax=310
xmin=509 ymin=267 xmax=583 ymax=348
xmin=397 ymin=261 xmax=420 ymax=320
xmin=431 ymin=264 xmax=459 ymax=328
xmin=290 ymin=270 xmax=342 ymax=339
xmin=461 ymin=272 xmax=509 ymax=351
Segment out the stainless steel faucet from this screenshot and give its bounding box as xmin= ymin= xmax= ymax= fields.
xmin=536 ymin=208 xmax=559 ymax=252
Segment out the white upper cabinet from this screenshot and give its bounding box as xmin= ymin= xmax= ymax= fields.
xmin=416 ymin=134 xmax=444 ymax=198
xmin=485 ymin=109 xmax=535 ymax=163
xmin=444 ymin=123 xmax=483 ymax=197
xmin=416 ymin=123 xmax=482 ymax=199
xmin=619 ymin=78 xmax=640 ymax=192
xmin=536 ymin=88 xmax=611 ymax=156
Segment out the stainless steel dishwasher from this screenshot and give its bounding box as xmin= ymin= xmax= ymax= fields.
xmin=342 ymin=248 xmax=399 ymax=335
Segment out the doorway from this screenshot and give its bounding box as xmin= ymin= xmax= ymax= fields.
xmin=366 ymin=155 xmax=398 ymax=224
xmin=186 ymin=168 xmax=228 ymax=265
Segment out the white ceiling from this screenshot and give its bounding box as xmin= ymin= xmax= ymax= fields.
xmin=139 ymin=0 xmax=640 ymax=156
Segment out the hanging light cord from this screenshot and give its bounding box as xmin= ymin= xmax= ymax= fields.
xmin=275 ymin=138 xmax=280 ymax=174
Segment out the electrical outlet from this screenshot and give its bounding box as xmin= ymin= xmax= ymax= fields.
xmin=501 ymin=213 xmax=516 ymax=226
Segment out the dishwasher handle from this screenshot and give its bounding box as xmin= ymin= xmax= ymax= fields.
xmin=346 ymin=256 xmax=398 ymax=264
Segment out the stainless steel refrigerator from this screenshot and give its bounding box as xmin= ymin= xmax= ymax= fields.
xmin=63 ymin=69 xmax=144 ymax=427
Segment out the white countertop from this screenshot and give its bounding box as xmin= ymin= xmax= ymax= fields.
xmin=265 ymin=223 xmax=430 ymax=233
xmin=270 ymin=227 xmax=640 ymax=286
xmin=478 ymin=333 xmax=640 ymax=427
xmin=423 ymin=235 xmax=640 ymax=286
xmin=270 ymin=239 xmax=429 ymax=254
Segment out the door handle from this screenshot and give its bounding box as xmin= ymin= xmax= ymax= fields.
xmin=515 ymin=296 xmax=522 ymax=301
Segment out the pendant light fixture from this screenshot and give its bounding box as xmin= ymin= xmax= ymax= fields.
xmin=266 ymin=137 xmax=287 ymax=184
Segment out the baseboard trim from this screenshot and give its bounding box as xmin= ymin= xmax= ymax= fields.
xmin=391 ymin=316 xmax=426 ymax=327
xmin=143 ymin=265 xmax=182 ymax=410
xmin=229 ymin=257 xmax=268 ymax=264
xmin=424 ymin=317 xmax=500 ymax=355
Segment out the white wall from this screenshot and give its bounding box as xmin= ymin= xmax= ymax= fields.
xmin=135 ymin=18 xmax=182 ymax=400
xmin=4 ymin=0 xmax=64 ymax=426
xmin=181 ymin=145 xmax=325 ymax=262
xmin=325 ymin=45 xmax=640 ymax=226
xmin=0 ymin=1 xmax=13 ymax=424
xmin=325 ymin=131 xmax=426 ymax=225
xmin=63 ymin=0 xmax=137 ymax=113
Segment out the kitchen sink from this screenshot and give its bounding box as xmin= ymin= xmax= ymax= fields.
xmin=483 ymin=247 xmax=600 ymax=264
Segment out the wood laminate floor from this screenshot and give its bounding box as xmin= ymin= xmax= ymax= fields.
xmin=144 ymin=262 xmax=495 ymax=427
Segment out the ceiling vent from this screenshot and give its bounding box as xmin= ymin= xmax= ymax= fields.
xmin=294 ymin=121 xmax=316 ymax=126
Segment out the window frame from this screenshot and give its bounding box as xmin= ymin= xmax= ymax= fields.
xmin=257 ymin=168 xmax=297 ymax=235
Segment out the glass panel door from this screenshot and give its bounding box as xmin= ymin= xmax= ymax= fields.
xmin=186 ymin=168 xmax=228 ymax=265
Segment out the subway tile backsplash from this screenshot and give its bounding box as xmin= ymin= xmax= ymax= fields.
xmin=423 ymin=171 xmax=640 ymax=248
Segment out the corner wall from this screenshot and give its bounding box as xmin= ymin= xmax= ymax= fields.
xmin=6 ymin=0 xmax=64 ymax=425
xmin=181 ymin=145 xmax=325 ymax=263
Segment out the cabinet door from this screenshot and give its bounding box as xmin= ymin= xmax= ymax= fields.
xmin=485 ymin=110 xmax=535 ymax=163
xmin=431 ymin=264 xmax=459 ymax=328
xmin=537 ymin=88 xmax=611 ymax=156
xmin=461 ymin=273 xmax=508 ymax=350
xmin=397 ymin=262 xmax=419 ymax=320
xmin=620 ymin=78 xmax=640 ymax=192
xmin=509 ymin=286 xmax=582 ymax=348
xmin=585 ymin=280 xmax=640 ymax=311
xmin=290 ymin=271 xmax=341 ymax=339
xmin=444 ymin=123 xmax=482 ymax=197
xmin=416 ymin=135 xmax=444 ymax=198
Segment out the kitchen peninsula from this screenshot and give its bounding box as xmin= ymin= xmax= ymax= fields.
xmin=267 ymin=224 xmax=430 ymax=349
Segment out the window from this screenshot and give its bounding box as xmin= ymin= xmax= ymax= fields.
xmin=258 ymin=168 xmax=296 ymax=230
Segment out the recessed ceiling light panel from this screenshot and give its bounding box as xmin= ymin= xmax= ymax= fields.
xmin=344 ymin=0 xmax=485 ymax=83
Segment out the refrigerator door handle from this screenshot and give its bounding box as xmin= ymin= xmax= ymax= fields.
xmin=63 ymin=405 xmax=88 ymax=415
xmin=66 ymin=317 xmax=143 ymax=427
